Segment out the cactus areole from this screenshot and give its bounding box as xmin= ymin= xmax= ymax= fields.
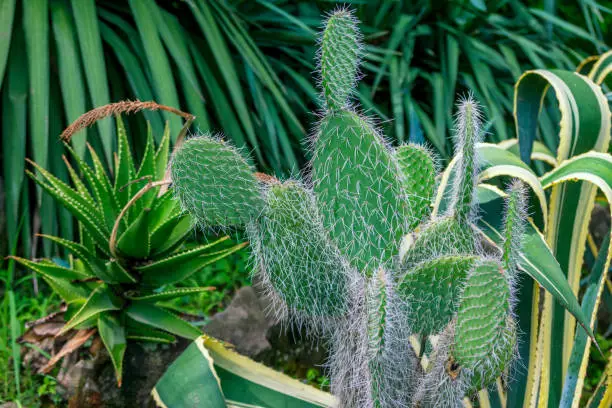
xmin=171 ymin=8 xmax=526 ymax=408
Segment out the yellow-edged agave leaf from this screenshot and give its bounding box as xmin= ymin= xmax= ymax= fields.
xmin=153 ymin=335 xmax=337 ymax=408
xmin=515 ymin=66 xmax=611 ymax=407
xmin=433 ymin=144 xmax=546 ymax=219
xmin=497 ymin=138 xmax=557 ymax=167
xmin=585 ymin=49 xmax=612 ymax=86
xmin=560 ymin=233 xmax=610 ymax=407
xmin=477 ymin=143 xmax=548 ymax=221
xmin=585 ymin=354 xmax=612 ymax=408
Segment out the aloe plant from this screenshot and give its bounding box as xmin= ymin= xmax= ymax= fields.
xmin=10 ymin=109 xmax=246 ymax=386
xmin=167 ymin=9 xmax=543 ymax=407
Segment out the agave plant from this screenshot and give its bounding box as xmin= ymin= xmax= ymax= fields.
xmin=10 ymin=106 xmax=246 ymax=385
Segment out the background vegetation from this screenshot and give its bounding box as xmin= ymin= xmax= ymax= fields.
xmin=0 ymin=0 xmax=609 ymax=405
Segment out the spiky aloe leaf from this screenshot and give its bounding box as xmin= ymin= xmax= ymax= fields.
xmin=249 ymin=181 xmax=348 ymax=317
xmin=125 ymin=317 xmax=177 ymax=344
xmin=86 ymin=143 xmax=122 ymax=231
xmin=26 ymin=173 xmax=110 ymax=250
xmin=171 ymin=135 xmax=264 ymax=227
xmin=98 ymin=313 xmax=127 ymax=386
xmin=133 ymin=124 xmax=158 ymax=212
xmin=116 ymin=208 xmax=150 ymax=258
xmin=395 ymin=144 xmax=436 ymax=229
xmin=401 ymin=217 xmax=475 ymax=269
xmin=8 ymin=256 xmax=91 ymax=281
xmin=42 ymin=276 xmax=89 ymax=303
xmin=126 ymin=287 xmax=214 ymax=302
xmin=38 ymin=234 xmax=114 ymax=282
xmin=398 ymin=256 xmax=477 ymax=335
xmin=105 ymin=260 xmax=137 ymax=284
xmin=60 ymin=285 xmax=123 ymax=334
xmin=125 ymin=302 xmax=201 ymax=340
xmin=126 ymin=327 xmax=176 ymax=344
xmin=453 ymin=259 xmax=515 ymax=390
xmin=27 ymin=158 xmax=100 ymax=220
xmin=62 ymin=154 xmax=95 ymax=207
xmin=154 ymin=121 xmax=171 ymax=181
xmin=114 ymin=116 xmax=136 ymax=207
xmin=312 ymin=111 xmax=409 ymax=274
xmin=149 ymin=214 xmax=193 ymax=257
xmin=448 ymin=97 xmax=482 ymax=223
xmin=147 ymin=190 xmax=181 ymax=232
xmin=137 ymin=239 xmax=247 ymax=286
xmin=319 ymin=9 xmax=361 ymax=111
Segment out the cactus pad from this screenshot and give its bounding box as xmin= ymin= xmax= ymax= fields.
xmin=312 ymin=111 xmax=410 ymax=274
xmin=171 ymin=135 xmax=264 ymax=227
xmin=250 ymin=181 xmax=348 ymax=317
xmin=453 ymin=259 xmax=512 ymax=385
xmin=319 ymin=9 xmax=361 ymax=111
xmin=402 ymin=217 xmax=475 ymax=269
xmin=398 ymin=256 xmax=477 ymax=335
xmin=395 ymin=144 xmax=436 ymax=230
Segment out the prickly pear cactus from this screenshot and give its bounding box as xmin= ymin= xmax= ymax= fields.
xmin=171 ymin=8 xmax=527 ymax=408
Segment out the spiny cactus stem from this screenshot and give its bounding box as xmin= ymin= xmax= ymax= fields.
xmin=109 ymin=180 xmax=170 ymax=258
xmin=502 ymin=181 xmax=528 ymax=272
xmin=320 ymin=9 xmax=360 ymax=111
xmin=450 ymin=98 xmax=481 ymax=223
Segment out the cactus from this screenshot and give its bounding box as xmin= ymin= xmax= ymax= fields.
xmin=171 ymin=8 xmax=528 ymax=407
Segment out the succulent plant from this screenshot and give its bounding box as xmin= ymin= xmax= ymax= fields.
xmin=10 ymin=115 xmax=246 ymax=386
xmin=170 ymin=8 xmax=526 ymax=408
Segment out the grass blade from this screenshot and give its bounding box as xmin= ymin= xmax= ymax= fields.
xmin=2 ymin=28 xmax=27 ymax=260
xmin=0 ymin=0 xmax=16 ymax=88
xmin=128 ymin=0 xmax=182 ymax=142
xmin=71 ymin=0 xmax=114 ymax=165
xmin=50 ymin=0 xmax=87 ymax=158
xmin=23 ymin=0 xmax=49 ymax=203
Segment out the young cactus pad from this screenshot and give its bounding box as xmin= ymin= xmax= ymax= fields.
xmin=249 ymin=181 xmax=349 ymax=318
xmin=171 ymin=136 xmax=264 ymax=227
xmin=170 ymin=8 xmax=528 ymax=407
xmin=319 ymin=9 xmax=361 ymax=111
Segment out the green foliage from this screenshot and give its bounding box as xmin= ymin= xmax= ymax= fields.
xmin=9 ymin=117 xmax=246 ymax=386
xmin=170 ymin=9 xmax=536 ymax=407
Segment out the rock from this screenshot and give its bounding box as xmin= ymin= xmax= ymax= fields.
xmin=1 ymin=402 xmax=19 ymax=408
xmin=590 ymin=204 xmax=610 ymax=247
xmin=204 ymin=286 xmax=275 ymax=357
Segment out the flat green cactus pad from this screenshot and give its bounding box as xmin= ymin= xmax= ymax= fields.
xmin=402 ymin=216 xmax=475 ymax=270
xmin=252 ymin=181 xmax=348 ymax=317
xmin=395 ymin=144 xmax=436 ymax=230
xmin=320 ymin=9 xmax=360 ymax=111
xmin=171 ymin=136 xmax=264 ymax=227
xmin=453 ymin=259 xmax=513 ymax=387
xmin=398 ymin=256 xmax=477 ymax=335
xmin=312 ymin=111 xmax=410 ymax=274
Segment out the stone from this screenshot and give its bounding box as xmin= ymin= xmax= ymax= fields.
xmin=204 ymin=285 xmax=274 ymax=357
